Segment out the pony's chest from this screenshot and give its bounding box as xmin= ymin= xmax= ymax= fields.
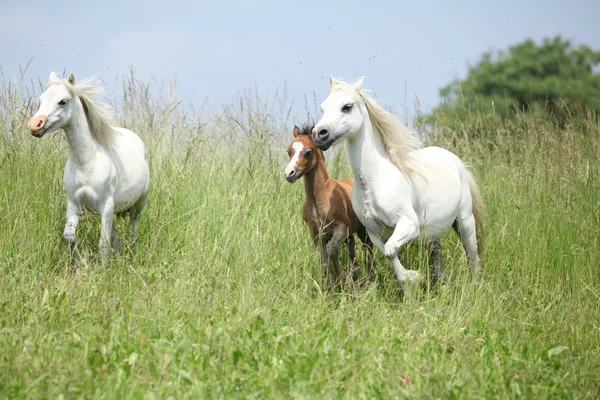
xmin=352 ymin=179 xmax=398 ymax=229
xmin=64 ymin=161 xmax=113 ymax=208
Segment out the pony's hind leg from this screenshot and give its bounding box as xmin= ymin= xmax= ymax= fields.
xmin=427 ymin=239 xmax=445 ymax=284
xmin=111 ymin=224 xmax=121 ymax=256
xmin=453 ymin=217 xmax=481 ymax=274
xmin=347 ymin=235 xmax=362 ymax=281
xmin=129 ymin=192 xmax=148 ymax=243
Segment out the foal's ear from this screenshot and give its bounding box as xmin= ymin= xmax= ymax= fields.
xmin=49 ymin=71 xmax=59 ymax=82
xmin=293 ymin=125 xmax=302 ymax=137
xmin=352 ymin=76 xmax=364 ymax=92
xmin=68 ymin=73 xmax=76 ymax=85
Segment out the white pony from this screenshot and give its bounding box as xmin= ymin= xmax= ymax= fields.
xmin=27 ymin=72 xmax=150 ymax=261
xmin=312 ymin=77 xmax=484 ymax=294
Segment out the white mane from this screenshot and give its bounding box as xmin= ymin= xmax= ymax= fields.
xmin=47 ymin=75 xmax=118 ymax=148
xmin=330 ymin=79 xmax=422 ymax=176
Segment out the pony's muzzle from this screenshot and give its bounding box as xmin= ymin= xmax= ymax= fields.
xmin=28 ymin=115 xmax=47 ymax=137
xmin=315 ymin=128 xmax=329 ymax=141
xmin=312 ymin=127 xmax=332 ymax=149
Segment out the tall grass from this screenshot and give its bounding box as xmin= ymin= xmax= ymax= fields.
xmin=0 ymin=70 xmax=598 ymax=399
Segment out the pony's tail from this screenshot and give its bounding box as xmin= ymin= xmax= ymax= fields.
xmin=467 ymin=171 xmax=485 ymax=254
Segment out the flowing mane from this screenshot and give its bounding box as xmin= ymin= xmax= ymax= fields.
xmin=47 ymin=75 xmax=118 ymax=148
xmin=330 ymin=79 xmax=422 ymax=175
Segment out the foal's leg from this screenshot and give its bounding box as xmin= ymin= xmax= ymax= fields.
xmin=347 ymin=235 xmax=362 ymax=280
xmin=358 ymin=226 xmax=375 ymax=280
xmin=453 ymin=216 xmax=481 ymax=274
xmin=327 ymin=224 xmax=349 ymax=283
xmin=98 ymin=198 xmax=115 ymax=262
xmin=427 ymin=239 xmax=445 ymax=284
xmin=320 ymin=240 xmax=335 ymax=291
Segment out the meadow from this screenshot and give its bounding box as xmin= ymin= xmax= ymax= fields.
xmin=0 ymin=71 xmax=598 ymax=399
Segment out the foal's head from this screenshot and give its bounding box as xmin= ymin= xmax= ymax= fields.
xmin=284 ymin=125 xmax=320 ymax=183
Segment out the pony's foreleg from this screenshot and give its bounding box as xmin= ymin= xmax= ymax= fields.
xmin=63 ymin=201 xmax=80 ymax=252
xmin=453 ymin=216 xmax=481 ymax=274
xmin=382 ymin=216 xmax=423 ymax=284
xmin=98 ymin=198 xmax=115 ymax=262
xmin=347 ymin=235 xmax=362 ymax=281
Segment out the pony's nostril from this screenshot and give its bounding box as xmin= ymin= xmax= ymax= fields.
xmin=318 ymin=129 xmax=329 ymax=138
xmin=37 ymin=120 xmax=43 ymax=128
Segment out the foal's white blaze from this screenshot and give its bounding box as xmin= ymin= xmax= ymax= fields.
xmin=284 ymin=142 xmax=304 ymax=179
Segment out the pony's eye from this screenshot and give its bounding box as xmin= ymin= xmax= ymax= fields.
xmin=287 ymin=149 xmax=291 ymax=156
xmin=58 ymin=99 xmax=68 ymax=106
xmin=304 ymin=150 xmax=313 ymax=157
xmin=342 ymin=103 xmax=353 ymax=113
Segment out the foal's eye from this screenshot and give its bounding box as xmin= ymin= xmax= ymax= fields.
xmin=286 ymin=149 xmax=291 ymax=156
xmin=341 ymin=103 xmax=353 ymax=113
xmin=304 ymin=149 xmax=313 ymax=158
xmin=58 ymin=99 xmax=68 ymax=106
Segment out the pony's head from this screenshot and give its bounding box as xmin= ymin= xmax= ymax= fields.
xmin=28 ymin=71 xmax=78 ymax=137
xmin=312 ymin=76 xmax=365 ymax=149
xmin=284 ymin=125 xmax=319 ymax=183
xmin=313 ymin=76 xmax=421 ymax=175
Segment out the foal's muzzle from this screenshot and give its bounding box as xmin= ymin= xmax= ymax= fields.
xmin=285 ymin=169 xmax=300 ymax=182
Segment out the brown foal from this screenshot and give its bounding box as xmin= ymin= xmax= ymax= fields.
xmin=284 ymin=125 xmax=374 ymax=289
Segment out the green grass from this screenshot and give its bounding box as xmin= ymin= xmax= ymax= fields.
xmin=0 ymin=74 xmax=598 ymax=399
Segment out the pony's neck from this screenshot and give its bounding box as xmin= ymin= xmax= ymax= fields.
xmin=64 ymin=98 xmax=97 ymax=167
xmin=303 ymin=150 xmax=330 ymax=204
xmin=346 ymin=114 xmax=392 ymax=188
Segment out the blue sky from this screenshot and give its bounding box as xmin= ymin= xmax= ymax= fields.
xmin=1 ymin=0 xmax=598 ymax=120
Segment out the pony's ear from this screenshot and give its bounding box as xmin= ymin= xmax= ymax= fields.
xmin=329 ymin=75 xmax=340 ymax=89
xmin=68 ymin=73 xmax=76 ymax=85
xmin=293 ymin=125 xmax=302 ymax=137
xmin=352 ymin=76 xmax=364 ymax=92
xmin=49 ymin=71 xmax=59 ymax=82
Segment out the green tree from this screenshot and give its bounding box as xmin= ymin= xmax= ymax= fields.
xmin=429 ymin=36 xmax=600 ymax=125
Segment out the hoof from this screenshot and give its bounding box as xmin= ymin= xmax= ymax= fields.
xmin=112 ymin=238 xmax=122 ymax=256
xmin=405 ymin=270 xmax=423 ymax=284
xmin=351 ymin=262 xmax=362 ymax=281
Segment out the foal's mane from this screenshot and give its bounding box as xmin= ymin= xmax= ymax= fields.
xmin=298 ymin=123 xmax=324 ymax=159
xmin=47 ymin=75 xmax=118 ymax=148
xmin=330 ymin=79 xmax=422 ymax=176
